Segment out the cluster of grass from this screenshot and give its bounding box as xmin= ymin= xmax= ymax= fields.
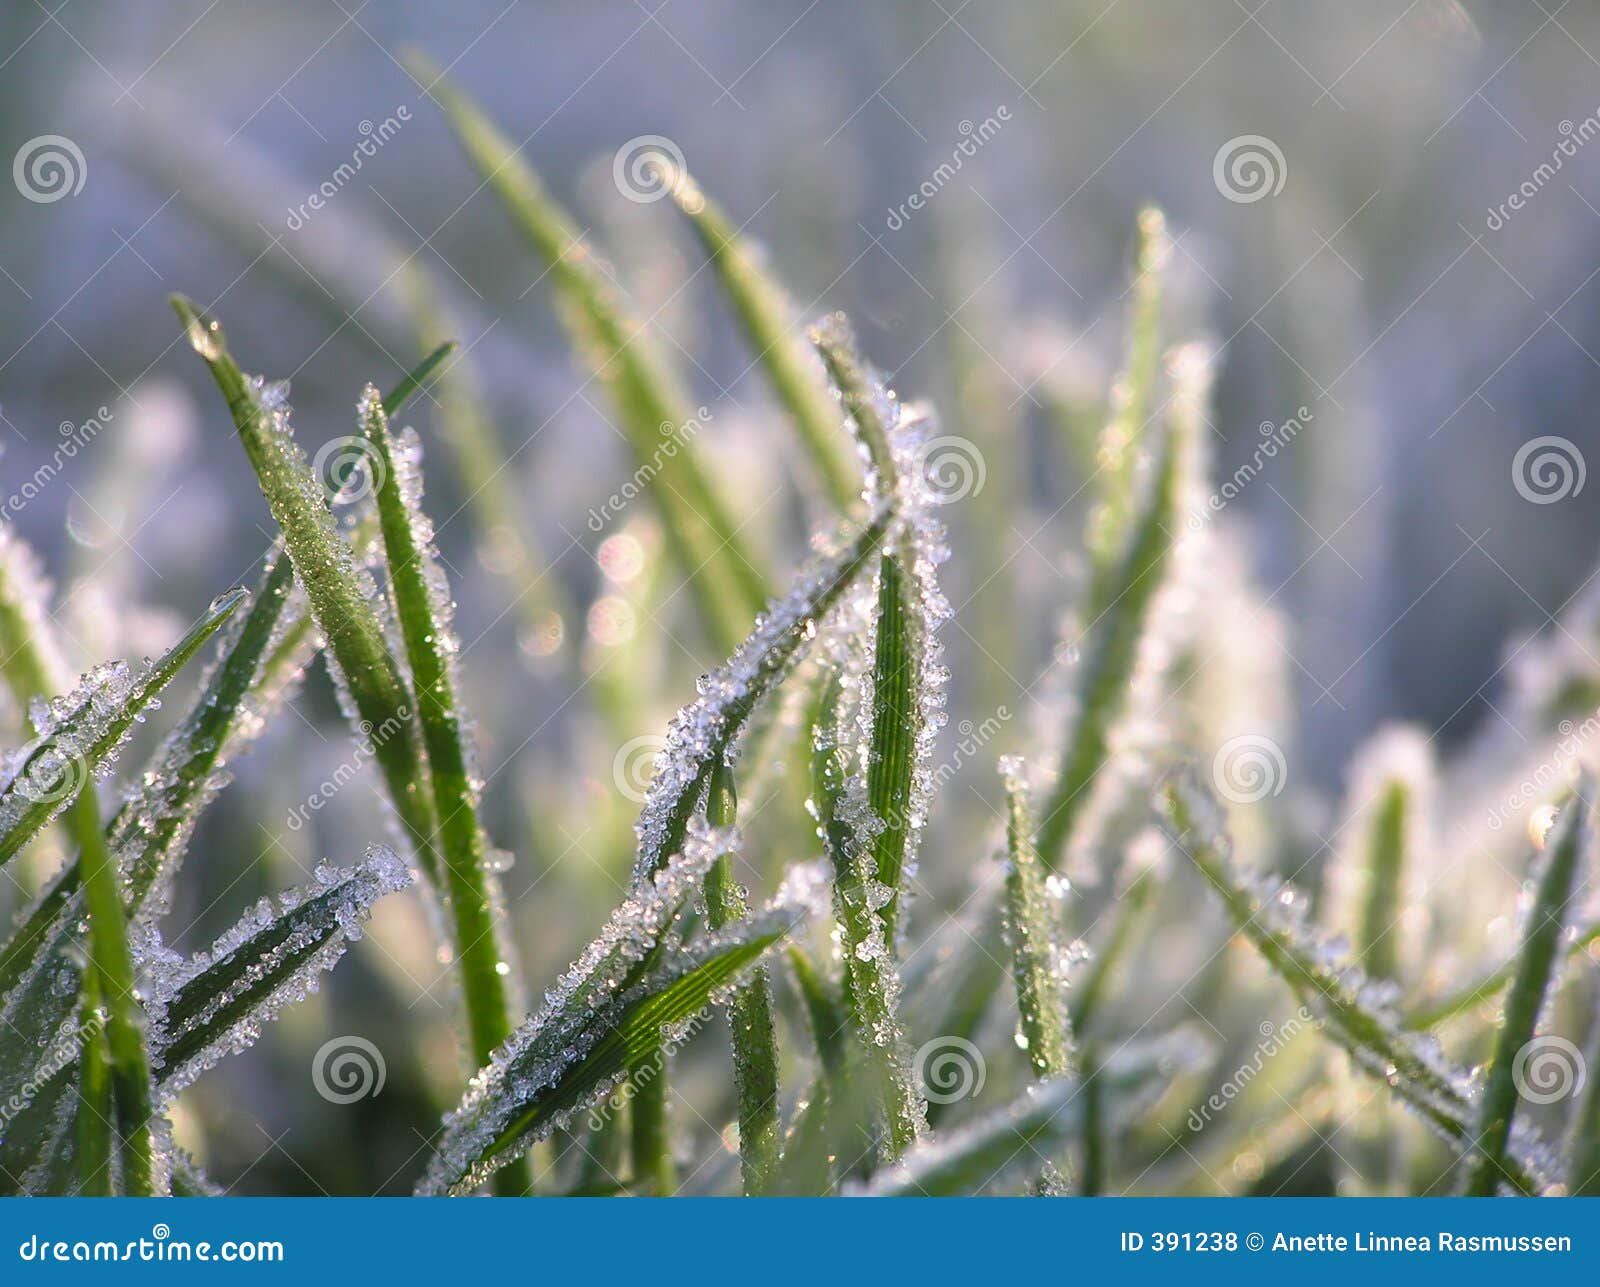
xmin=1 ymin=58 xmax=1598 ymax=1197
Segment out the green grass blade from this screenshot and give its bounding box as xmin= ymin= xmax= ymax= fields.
xmin=1037 ymin=405 xmax=1188 ymax=869
xmin=702 ymin=763 xmax=780 ymax=1194
xmin=358 ymin=387 xmax=516 ymax=1073
xmin=1161 ymin=771 xmax=1546 ymax=1194
xmin=810 ymin=315 xmax=895 ymax=496
xmin=788 ymin=945 xmax=849 ymax=1083
xmin=1355 ymin=780 xmax=1409 ymax=981
xmin=170 ymin=296 xmax=442 ymax=890
xmin=1072 ymin=868 xmax=1155 ymax=1036
xmin=999 ymin=760 xmax=1073 ymax=1080
xmin=75 ymin=971 xmax=114 ymax=1195
xmin=380 ymin=340 xmax=456 ymax=416
xmin=1461 ymin=778 xmax=1590 ymax=1195
xmin=810 ymin=669 xmax=924 ymax=1161
xmin=663 ymin=172 xmax=860 ymax=511
xmin=0 ymin=587 xmax=247 ymax=873
xmin=405 ymin=50 xmax=770 ymax=652
xmin=1089 ymin=208 xmax=1167 ymax=569
xmin=149 ymin=846 xmax=412 ymax=1093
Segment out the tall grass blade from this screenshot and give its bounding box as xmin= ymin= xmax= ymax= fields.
xmin=358 ymin=387 xmax=517 ymax=1071
xmin=1461 ymin=778 xmax=1590 ymax=1195
xmin=702 ymin=764 xmax=780 ymax=1194
xmin=999 ymin=759 xmax=1073 ymax=1080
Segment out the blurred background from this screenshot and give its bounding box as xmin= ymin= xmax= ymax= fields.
xmin=3 ymin=0 xmax=1600 ymax=1194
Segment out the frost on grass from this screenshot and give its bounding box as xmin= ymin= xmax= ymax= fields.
xmin=418 ymin=835 xmax=829 ymax=1195
xmin=629 ymin=504 xmax=892 ymax=887
xmin=1162 ymin=768 xmax=1555 ymax=1193
xmin=144 ymin=845 xmax=411 ymax=1098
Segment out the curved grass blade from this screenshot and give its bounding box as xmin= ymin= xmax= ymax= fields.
xmin=1160 ymin=770 xmax=1545 ymax=1194
xmin=999 ymin=759 xmax=1073 ymax=1080
xmin=702 ymin=764 xmax=779 ymax=1194
xmin=0 ymin=587 xmax=248 ymax=872
xmin=1461 ymin=778 xmax=1590 ymax=1195
xmin=358 ymin=387 xmax=516 ymax=1073
xmin=632 ymin=505 xmax=890 ymax=886
xmin=663 ymin=172 xmax=860 ymax=511
xmin=416 ymin=855 xmax=827 ymax=1195
xmin=148 ymin=845 xmax=412 ymax=1095
xmin=404 ymin=50 xmax=770 ymax=652
xmin=1072 ymin=867 xmax=1155 ymax=1036
xmin=170 ymin=296 xmax=442 ymax=889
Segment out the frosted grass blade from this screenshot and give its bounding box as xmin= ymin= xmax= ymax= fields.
xmin=416 ymin=855 xmax=827 ymax=1195
xmin=0 ymin=587 xmax=248 ymax=872
xmin=632 ymin=505 xmax=891 ymax=885
xmin=170 ymin=296 xmax=442 ymax=889
xmin=1404 ymin=922 xmax=1600 ymax=1030
xmin=1461 ymin=778 xmax=1590 ymax=1195
xmin=147 ymin=846 xmax=412 ymax=1096
xmin=405 ymin=51 xmax=770 ymax=652
xmin=358 ymin=388 xmax=516 ymax=1074
xmin=999 ymin=759 xmax=1073 ymax=1080
xmin=702 ymin=764 xmax=779 ymax=1194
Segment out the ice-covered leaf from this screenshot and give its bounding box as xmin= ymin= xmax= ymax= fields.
xmin=0 ymin=586 xmax=247 ymax=873
xmin=416 ymin=851 xmax=828 ymax=1195
xmin=632 ymin=505 xmax=891 ymax=886
xmin=146 ymin=845 xmax=412 ymax=1096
